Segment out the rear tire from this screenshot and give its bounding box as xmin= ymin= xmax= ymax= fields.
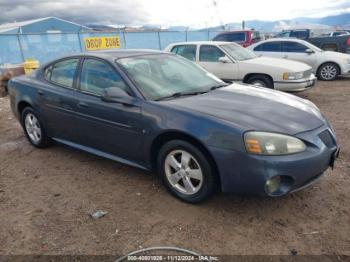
xmin=21 ymin=107 xmax=52 ymax=148
xmin=317 ymin=63 xmax=339 ymax=81
xmin=246 ymin=75 xmax=273 ymax=88
xmin=157 ymin=140 xmax=216 ymax=203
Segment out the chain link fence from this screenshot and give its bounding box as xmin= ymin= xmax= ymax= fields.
xmin=0 ymin=30 xmax=223 ymax=65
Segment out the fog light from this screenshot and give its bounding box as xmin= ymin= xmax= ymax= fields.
xmin=265 ymin=176 xmax=281 ymax=194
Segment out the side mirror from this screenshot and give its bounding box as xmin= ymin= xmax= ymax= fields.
xmin=305 ymin=49 xmax=314 ymax=54
xmin=218 ymin=56 xmax=232 ymax=63
xmin=101 ymin=87 xmax=130 ymax=103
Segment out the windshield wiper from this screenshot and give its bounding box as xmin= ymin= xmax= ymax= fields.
xmin=155 ymin=91 xmax=207 ymax=101
xmin=155 ymin=83 xmax=229 ymax=101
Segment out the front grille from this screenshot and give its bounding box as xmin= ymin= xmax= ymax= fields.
xmin=318 ymin=129 xmax=335 ymax=148
xmin=303 ymin=69 xmax=312 ymax=78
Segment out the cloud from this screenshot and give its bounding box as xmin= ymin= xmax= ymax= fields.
xmin=0 ymin=0 xmax=149 ymax=25
xmin=0 ymin=0 xmax=349 ymax=27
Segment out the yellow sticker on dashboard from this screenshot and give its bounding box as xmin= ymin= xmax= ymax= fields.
xmin=84 ymin=36 xmax=121 ymax=51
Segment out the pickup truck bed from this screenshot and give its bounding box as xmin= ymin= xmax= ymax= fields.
xmin=308 ymin=35 xmax=350 ymax=54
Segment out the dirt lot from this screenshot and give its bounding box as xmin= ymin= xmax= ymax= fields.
xmin=0 ymin=78 xmax=349 ymax=258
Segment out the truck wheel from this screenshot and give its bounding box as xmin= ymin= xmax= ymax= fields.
xmin=246 ymin=75 xmax=273 ymax=88
xmin=317 ymin=63 xmax=339 ymax=81
xmin=21 ymin=107 xmax=52 ymax=148
xmin=157 ymin=140 xmax=216 ymax=203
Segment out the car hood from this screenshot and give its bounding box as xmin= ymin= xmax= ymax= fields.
xmin=165 ymin=84 xmax=325 ymax=134
xmin=241 ymin=56 xmax=311 ymax=72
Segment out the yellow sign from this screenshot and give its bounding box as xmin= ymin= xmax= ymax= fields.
xmin=84 ymin=36 xmax=121 ymax=51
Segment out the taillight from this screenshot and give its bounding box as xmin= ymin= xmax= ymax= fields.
xmin=347 ymin=37 xmax=350 ymax=46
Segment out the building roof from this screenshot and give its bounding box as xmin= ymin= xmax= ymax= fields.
xmin=0 ymin=17 xmax=91 ymax=33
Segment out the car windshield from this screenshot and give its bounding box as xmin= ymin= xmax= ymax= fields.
xmin=220 ymin=44 xmax=257 ymax=61
xmin=117 ymin=54 xmax=224 ymax=100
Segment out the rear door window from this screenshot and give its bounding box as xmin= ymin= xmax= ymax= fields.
xmin=254 ymin=41 xmax=281 ymax=52
xmin=199 ymin=45 xmax=225 ymax=62
xmin=45 ymin=58 xmax=79 ymax=88
xmin=170 ymin=45 xmax=196 ymax=61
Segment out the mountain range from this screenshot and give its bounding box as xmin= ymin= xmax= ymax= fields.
xmin=172 ymin=13 xmax=350 ymax=32
xmin=87 ymin=13 xmax=350 ymax=32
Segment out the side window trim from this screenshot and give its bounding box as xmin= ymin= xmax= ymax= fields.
xmin=77 ymin=57 xmax=133 ymax=98
xmin=43 ymin=57 xmax=81 ymax=90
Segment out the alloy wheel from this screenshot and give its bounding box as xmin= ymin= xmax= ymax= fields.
xmin=320 ymin=65 xmax=337 ymax=80
xmin=24 ymin=113 xmax=42 ymax=144
xmin=164 ymin=150 xmax=203 ymax=195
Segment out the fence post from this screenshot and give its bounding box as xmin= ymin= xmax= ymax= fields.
xmin=157 ymin=31 xmax=161 ymax=50
xmin=77 ymin=31 xmax=84 ymax=52
xmin=16 ymin=34 xmax=25 ymax=61
xmin=122 ymin=31 xmax=127 ymax=49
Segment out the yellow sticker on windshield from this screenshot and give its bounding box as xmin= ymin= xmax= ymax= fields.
xmin=84 ymin=36 xmax=121 ymax=51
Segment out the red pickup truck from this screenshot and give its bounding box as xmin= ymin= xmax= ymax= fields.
xmin=212 ymin=30 xmax=262 ymax=47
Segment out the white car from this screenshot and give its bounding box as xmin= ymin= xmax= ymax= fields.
xmin=249 ymin=38 xmax=350 ymax=81
xmin=328 ymin=31 xmax=350 ymax=37
xmin=165 ymin=41 xmax=316 ymax=92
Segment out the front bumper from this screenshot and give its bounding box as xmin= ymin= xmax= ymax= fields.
xmin=208 ymin=124 xmax=338 ymax=196
xmin=274 ymin=74 xmax=317 ymax=92
xmin=339 ymin=63 xmax=350 ymax=75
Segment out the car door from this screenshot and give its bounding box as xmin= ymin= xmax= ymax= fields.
xmin=197 ymin=44 xmax=239 ymax=82
xmin=252 ymin=41 xmax=283 ymax=58
xmin=40 ymin=58 xmax=80 ymax=143
xmin=282 ymin=41 xmax=317 ymax=68
xmin=74 ymin=57 xmax=143 ymax=162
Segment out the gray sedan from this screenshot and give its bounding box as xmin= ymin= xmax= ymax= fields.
xmin=8 ymin=50 xmax=339 ymax=203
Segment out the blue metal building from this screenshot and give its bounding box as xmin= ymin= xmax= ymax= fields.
xmin=0 ymin=17 xmax=91 ymax=34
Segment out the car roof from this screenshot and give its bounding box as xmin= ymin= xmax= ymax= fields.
xmin=258 ymin=38 xmax=306 ymax=43
xmin=41 ymin=49 xmax=171 ymax=67
xmin=85 ymin=49 xmax=169 ymax=59
xmin=168 ymin=41 xmax=234 ymax=46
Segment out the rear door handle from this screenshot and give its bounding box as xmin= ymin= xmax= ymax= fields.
xmin=283 ymin=55 xmax=288 ymax=58
xmin=37 ymin=90 xmax=44 ymax=95
xmin=78 ymin=102 xmax=89 ymax=108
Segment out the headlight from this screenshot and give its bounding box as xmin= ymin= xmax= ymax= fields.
xmin=283 ymin=72 xmax=304 ymax=80
xmin=244 ymin=131 xmax=306 ymax=155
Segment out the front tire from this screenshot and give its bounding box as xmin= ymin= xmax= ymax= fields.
xmin=317 ymin=63 xmax=339 ymax=81
xmin=157 ymin=140 xmax=216 ymax=203
xmin=21 ymin=107 xmax=52 ymax=148
xmin=246 ymin=75 xmax=273 ymax=88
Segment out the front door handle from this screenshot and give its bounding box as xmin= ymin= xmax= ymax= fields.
xmin=78 ymin=102 xmax=89 ymax=108
xmin=37 ymin=90 xmax=44 ymax=96
xmin=283 ymin=55 xmax=288 ymax=58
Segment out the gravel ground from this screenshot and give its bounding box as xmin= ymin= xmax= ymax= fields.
xmin=0 ymin=78 xmax=349 ymax=258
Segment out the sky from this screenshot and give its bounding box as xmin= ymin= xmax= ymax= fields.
xmin=0 ymin=0 xmax=349 ymax=27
